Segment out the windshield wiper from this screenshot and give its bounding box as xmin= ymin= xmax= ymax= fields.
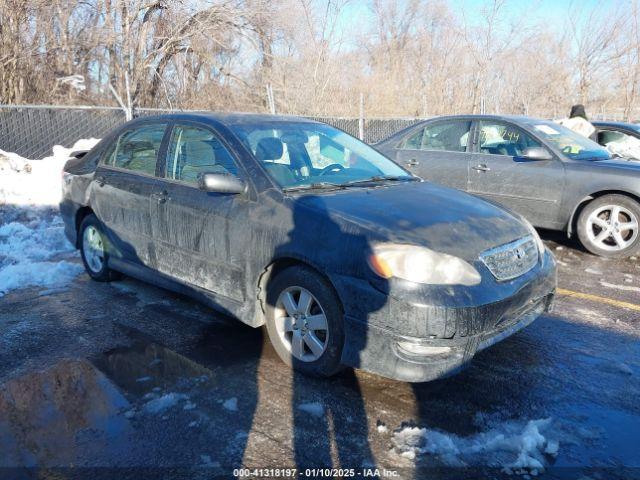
xmin=283 ymin=182 xmax=347 ymax=192
xmin=344 ymin=175 xmax=419 ymax=186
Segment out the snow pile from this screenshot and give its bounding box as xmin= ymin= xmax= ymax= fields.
xmin=391 ymin=418 xmax=558 ymax=475
xmin=0 ymin=138 xmax=99 ymax=207
xmin=0 ymin=139 xmax=99 ymax=296
xmin=0 ymin=212 xmax=83 ymax=296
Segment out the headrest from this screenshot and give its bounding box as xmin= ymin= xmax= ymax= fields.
xmin=255 ymin=137 xmax=283 ymax=161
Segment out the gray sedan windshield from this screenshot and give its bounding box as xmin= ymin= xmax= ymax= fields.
xmin=528 ymin=121 xmax=611 ymax=161
xmin=232 ymin=122 xmax=413 ymax=189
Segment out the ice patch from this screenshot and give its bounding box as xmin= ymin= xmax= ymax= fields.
xmin=391 ymin=418 xmax=558 ymax=475
xmin=298 ymin=402 xmax=324 ymax=417
xmin=377 ymin=421 xmax=388 ymax=433
xmin=222 ymin=397 xmax=238 ymax=411
xmin=584 ymin=268 xmax=602 ymax=275
xmin=143 ymin=392 xmax=188 ymax=414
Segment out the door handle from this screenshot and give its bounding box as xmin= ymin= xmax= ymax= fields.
xmin=472 ymin=164 xmax=490 ymax=172
xmin=406 ymin=158 xmax=419 ymax=167
xmin=96 ymin=175 xmax=106 ymax=187
xmin=152 ymin=191 xmax=170 ymax=204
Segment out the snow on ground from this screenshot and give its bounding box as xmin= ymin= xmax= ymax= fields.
xmin=297 ymin=402 xmax=324 ymax=417
xmin=0 ymin=138 xmax=99 ymax=207
xmin=391 ymin=418 xmax=558 ymax=475
xmin=0 ymin=139 xmax=99 ymax=296
xmin=143 ymin=392 xmax=189 ymax=414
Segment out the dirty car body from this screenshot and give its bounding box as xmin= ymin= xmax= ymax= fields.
xmin=61 ymin=113 xmax=556 ymax=382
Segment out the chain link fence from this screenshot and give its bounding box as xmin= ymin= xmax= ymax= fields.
xmin=0 ymin=105 xmax=423 ymax=159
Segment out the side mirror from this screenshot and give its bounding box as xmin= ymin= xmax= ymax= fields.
xmin=519 ymin=147 xmax=553 ymax=161
xmin=198 ymin=173 xmax=246 ymax=194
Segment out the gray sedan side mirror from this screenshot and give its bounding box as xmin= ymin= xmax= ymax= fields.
xmin=198 ymin=173 xmax=246 ymax=194
xmin=520 ymin=147 xmax=553 ymax=161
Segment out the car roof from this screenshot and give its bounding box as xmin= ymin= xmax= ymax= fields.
xmin=592 ymin=120 xmax=640 ymax=129
xmin=126 ymin=111 xmax=319 ymax=127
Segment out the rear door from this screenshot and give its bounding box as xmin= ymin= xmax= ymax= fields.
xmin=395 ymin=119 xmax=473 ymax=190
xmin=149 ymin=122 xmax=251 ymax=303
xmin=467 ymin=120 xmax=565 ymax=228
xmin=91 ymin=122 xmax=168 ymax=265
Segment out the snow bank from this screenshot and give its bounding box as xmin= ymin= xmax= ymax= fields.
xmin=0 ymin=212 xmax=83 ymax=296
xmin=392 ymin=418 xmax=558 ymax=475
xmin=0 ymin=138 xmax=99 ymax=207
xmin=0 ymin=139 xmax=99 ymax=296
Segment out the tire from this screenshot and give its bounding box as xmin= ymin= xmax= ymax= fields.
xmin=264 ymin=265 xmax=345 ymax=377
xmin=577 ymin=194 xmax=640 ymax=258
xmin=78 ymin=214 xmax=121 ymax=281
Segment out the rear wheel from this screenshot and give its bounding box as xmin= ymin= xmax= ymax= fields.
xmin=79 ymin=214 xmax=121 ymax=281
xmin=264 ymin=265 xmax=344 ymax=377
xmin=577 ymin=195 xmax=640 ymax=258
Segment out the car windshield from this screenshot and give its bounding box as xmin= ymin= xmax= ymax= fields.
xmin=528 ymin=120 xmax=611 ymax=161
xmin=231 ymin=121 xmax=414 ymax=189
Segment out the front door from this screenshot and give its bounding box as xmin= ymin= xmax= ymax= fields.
xmin=467 ymin=120 xmax=565 ymax=229
xmin=90 ymin=122 xmax=168 ymax=265
xmin=395 ymin=119 xmax=473 ymax=191
xmin=149 ymin=122 xmax=251 ymax=303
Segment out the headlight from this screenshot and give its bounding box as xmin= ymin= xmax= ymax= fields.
xmin=521 ymin=217 xmax=545 ymax=255
xmin=368 ymin=243 xmax=481 ymax=286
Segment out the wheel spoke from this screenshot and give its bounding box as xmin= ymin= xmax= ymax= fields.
xmin=611 ymin=206 xmax=621 ymax=223
xmin=291 ymin=330 xmax=304 ymax=358
xmin=303 ymin=332 xmax=324 ymax=357
xmin=306 ymin=314 xmax=327 ymax=331
xmin=612 ymin=230 xmax=628 ymax=248
xmin=297 ymin=290 xmax=313 ymax=315
xmin=590 ymin=216 xmax=609 ymax=230
xmin=280 ymin=316 xmax=295 ymax=332
xmin=281 ymin=291 xmax=297 ymax=316
xmin=594 ymin=229 xmax=611 ymax=244
xmin=619 ymin=220 xmax=638 ymax=232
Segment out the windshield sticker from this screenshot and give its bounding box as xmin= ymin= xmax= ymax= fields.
xmin=535 ymin=125 xmax=560 ymax=135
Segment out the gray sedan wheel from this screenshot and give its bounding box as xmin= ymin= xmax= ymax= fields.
xmin=577 ymin=195 xmax=640 ymax=258
xmin=264 ymin=265 xmax=344 ymax=377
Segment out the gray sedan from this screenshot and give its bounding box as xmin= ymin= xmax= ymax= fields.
xmin=376 ymin=115 xmax=640 ymax=257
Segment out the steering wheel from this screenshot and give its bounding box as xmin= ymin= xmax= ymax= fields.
xmin=318 ymin=163 xmax=345 ymax=176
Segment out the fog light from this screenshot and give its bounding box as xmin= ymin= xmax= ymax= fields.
xmin=397 ymin=341 xmax=451 ymax=356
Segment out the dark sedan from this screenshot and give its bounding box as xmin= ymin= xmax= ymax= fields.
xmin=60 ymin=113 xmax=556 ymax=382
xmin=592 ymin=120 xmax=640 ymax=161
xmin=376 ymin=115 xmax=640 ymax=258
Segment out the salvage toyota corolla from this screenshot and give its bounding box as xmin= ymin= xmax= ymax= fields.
xmin=60 ymin=113 xmax=556 ymax=382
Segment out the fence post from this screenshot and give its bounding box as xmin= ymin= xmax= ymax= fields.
xmin=266 ymin=84 xmax=276 ymax=115
xmin=358 ymin=92 xmax=365 ymax=141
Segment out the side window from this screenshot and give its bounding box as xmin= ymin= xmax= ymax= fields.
xmin=403 ymin=129 xmax=424 ymax=149
xmin=165 ymin=125 xmax=239 ymax=184
xmin=106 ymin=124 xmax=166 ymax=175
xmin=409 ymin=121 xmax=472 ymax=152
xmin=478 ymin=122 xmax=541 ymax=156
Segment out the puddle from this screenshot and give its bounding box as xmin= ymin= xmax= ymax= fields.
xmin=0 ymin=359 xmax=131 ymax=466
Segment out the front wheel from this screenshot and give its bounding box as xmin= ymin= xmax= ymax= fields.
xmin=264 ymin=266 xmax=345 ymax=377
xmin=577 ymin=195 xmax=640 ymax=258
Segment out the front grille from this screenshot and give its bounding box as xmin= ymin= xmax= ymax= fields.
xmin=480 ymin=235 xmax=538 ymax=281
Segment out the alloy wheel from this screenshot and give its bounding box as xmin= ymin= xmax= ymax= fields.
xmin=274 ymin=286 xmax=329 ymax=362
xmin=82 ymin=225 xmax=105 ymax=273
xmin=586 ymin=204 xmax=639 ymax=252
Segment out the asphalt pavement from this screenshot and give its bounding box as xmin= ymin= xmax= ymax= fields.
xmin=0 ymin=230 xmax=638 ymax=479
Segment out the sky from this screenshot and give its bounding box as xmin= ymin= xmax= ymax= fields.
xmin=333 ymin=0 xmax=623 ymax=47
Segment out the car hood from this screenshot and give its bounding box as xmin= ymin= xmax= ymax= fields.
xmin=294 ymin=182 xmax=531 ymax=262
xmin=591 ymin=158 xmax=640 ymax=170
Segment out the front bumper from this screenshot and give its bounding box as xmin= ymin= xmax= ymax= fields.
xmin=334 ymin=249 xmax=557 ymax=382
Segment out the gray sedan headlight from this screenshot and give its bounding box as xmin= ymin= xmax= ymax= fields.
xmin=368 ymin=243 xmax=481 ymax=286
